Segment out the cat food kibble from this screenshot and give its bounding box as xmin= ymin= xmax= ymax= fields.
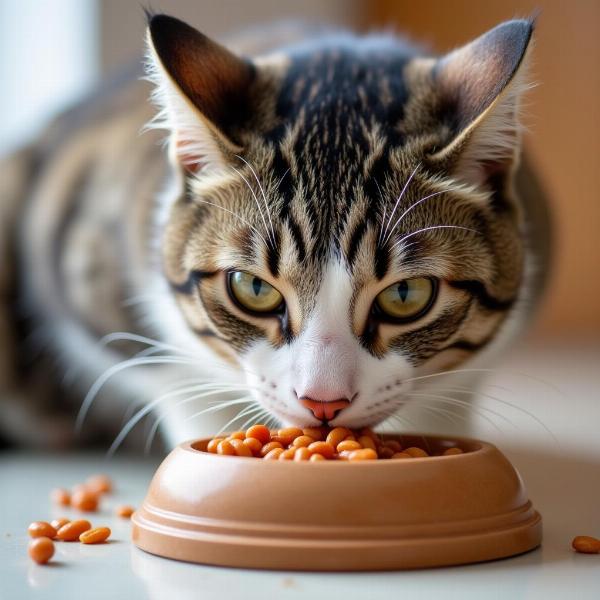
xmin=443 ymin=447 xmax=464 ymax=456
xmin=70 ymin=488 xmax=99 ymax=512
xmin=204 ymin=425 xmax=464 ymax=461
xmin=79 ymin=526 xmax=111 ymax=544
xmin=116 ymin=505 xmax=135 ymax=518
xmin=28 ymin=537 xmax=55 ymax=564
xmin=572 ymin=536 xmax=600 ymax=554
xmin=50 ymin=518 xmax=70 ymax=531
xmin=56 ymin=519 xmax=92 ymax=541
xmin=50 ymin=487 xmax=71 ymax=506
xmin=86 ymin=474 xmax=112 ymax=495
xmin=28 ymin=521 xmax=57 ymax=539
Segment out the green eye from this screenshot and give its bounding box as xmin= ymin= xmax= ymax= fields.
xmin=375 ymin=277 xmax=437 ymax=321
xmin=228 ymin=271 xmax=284 ymax=313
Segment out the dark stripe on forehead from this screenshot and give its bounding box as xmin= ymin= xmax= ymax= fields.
xmin=374 ymin=243 xmax=390 ymax=280
xmin=346 ymin=218 xmax=368 ymax=267
xmin=448 ymin=280 xmax=515 ymax=311
xmin=286 ymin=213 xmax=307 ymax=262
xmin=266 ymin=229 xmax=281 ymax=277
xmin=363 ymin=153 xmax=389 ymax=206
xmin=264 ymin=37 xmax=417 ymax=263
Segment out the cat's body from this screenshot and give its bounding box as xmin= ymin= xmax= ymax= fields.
xmin=0 ymin=17 xmax=550 ymax=449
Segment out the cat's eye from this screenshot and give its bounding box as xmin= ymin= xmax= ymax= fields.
xmin=374 ymin=277 xmax=438 ymax=322
xmin=227 ymin=271 xmax=284 ymax=314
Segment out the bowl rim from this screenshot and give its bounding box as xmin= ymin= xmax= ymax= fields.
xmin=181 ymin=432 xmax=489 ymax=465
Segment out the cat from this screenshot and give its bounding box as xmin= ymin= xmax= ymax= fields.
xmin=0 ymin=14 xmax=550 ymax=450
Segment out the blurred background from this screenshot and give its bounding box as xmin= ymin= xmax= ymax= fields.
xmin=2 ymin=0 xmax=598 ymax=341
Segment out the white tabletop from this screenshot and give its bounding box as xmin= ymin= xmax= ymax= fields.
xmin=1 ymin=340 xmax=599 ymax=599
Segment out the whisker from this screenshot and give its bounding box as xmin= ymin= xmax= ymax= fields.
xmin=238 ymin=405 xmax=270 ymax=432
xmin=76 ymin=356 xmax=217 ymax=434
xmin=389 ymin=225 xmax=480 ymax=253
xmin=215 ymin=403 xmax=262 ymax=436
xmin=381 ymin=163 xmax=420 ymax=245
xmin=403 ymin=368 xmax=565 ymax=399
xmin=427 ymin=385 xmax=561 ymax=448
xmin=109 ymin=391 xmax=252 ymax=457
xmin=231 ymin=165 xmax=273 ymax=248
xmin=235 ymin=155 xmax=277 ymax=247
xmin=144 ymin=395 xmax=256 ymax=454
xmin=407 ymin=392 xmax=508 ymax=433
xmin=99 ymin=332 xmax=191 ymax=357
xmin=417 ymin=404 xmax=463 ymax=426
xmin=193 ymin=195 xmax=270 ymax=249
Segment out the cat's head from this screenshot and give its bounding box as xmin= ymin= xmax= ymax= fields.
xmin=146 ymin=15 xmax=533 ymax=428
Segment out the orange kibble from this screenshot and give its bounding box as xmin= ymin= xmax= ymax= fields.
xmin=358 ymin=435 xmax=377 ymax=451
xmin=337 ymin=440 xmax=362 ymax=452
xmin=326 ymin=427 xmax=352 ymax=448
xmin=229 ymin=438 xmax=254 ymax=457
xmin=443 ymin=447 xmax=463 ymax=456
xmin=56 ymin=519 xmax=92 ymax=541
xmin=359 ymin=427 xmax=379 ymax=441
xmin=378 ymin=447 xmax=395 ymax=459
xmin=307 ymin=441 xmax=336 ymax=459
xmin=28 ymin=537 xmax=54 ymax=564
xmin=204 ymin=428 xmax=453 ymax=462
xmin=243 ymin=437 xmax=263 ymax=455
xmin=263 ymin=448 xmax=285 ymax=460
xmin=303 ymin=427 xmax=323 ymax=441
xmin=309 ymin=453 xmax=326 ymax=461
xmin=294 ymin=447 xmax=312 ymax=461
xmin=384 ymin=440 xmax=402 ymax=453
xmin=207 ymin=438 xmax=224 ymax=453
xmin=28 ymin=522 xmax=57 ymax=539
xmin=392 ymin=452 xmax=412 ymax=459
xmin=260 ymin=441 xmax=283 ymax=456
xmin=405 ymin=447 xmax=429 ymax=458
xmin=50 ymin=518 xmax=70 ymax=531
xmin=292 ymin=435 xmax=314 ymax=448
xmin=50 ymin=488 xmax=71 ymax=507
xmin=572 ymin=536 xmax=600 ymax=554
xmin=71 ymin=488 xmax=99 ymax=512
xmin=86 ymin=474 xmax=112 ymax=495
xmin=277 ymin=427 xmax=304 ymax=445
xmin=217 ymin=440 xmax=236 ymax=456
xmin=80 ymin=526 xmax=111 ymax=544
xmin=348 ymin=448 xmax=378 ymax=461
xmin=116 ymin=505 xmax=135 ymax=518
xmin=245 ymin=425 xmax=270 ymax=444
xmin=278 ymin=447 xmax=297 ymax=460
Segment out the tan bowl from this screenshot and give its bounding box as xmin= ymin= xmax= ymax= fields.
xmin=132 ymin=434 xmax=542 ymax=570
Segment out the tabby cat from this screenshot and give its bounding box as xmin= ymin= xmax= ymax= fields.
xmin=0 ymin=14 xmax=550 ymax=450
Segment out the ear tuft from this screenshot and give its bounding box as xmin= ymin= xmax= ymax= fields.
xmin=429 ymin=19 xmax=535 ymax=189
xmin=145 ymin=14 xmax=255 ymax=174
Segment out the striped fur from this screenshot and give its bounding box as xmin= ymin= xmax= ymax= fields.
xmin=0 ymin=17 xmax=550 ymax=448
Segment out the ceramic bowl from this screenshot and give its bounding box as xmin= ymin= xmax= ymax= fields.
xmin=132 ymin=434 xmax=541 ymax=570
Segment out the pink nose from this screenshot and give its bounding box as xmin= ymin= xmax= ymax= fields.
xmin=299 ymin=397 xmax=350 ymax=422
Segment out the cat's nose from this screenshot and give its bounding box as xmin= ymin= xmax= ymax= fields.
xmin=299 ymin=397 xmax=350 ymax=422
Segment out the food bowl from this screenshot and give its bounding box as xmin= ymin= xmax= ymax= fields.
xmin=132 ymin=434 xmax=542 ymax=570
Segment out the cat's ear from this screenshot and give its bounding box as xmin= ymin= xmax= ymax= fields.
xmin=145 ymin=14 xmax=255 ymax=174
xmin=427 ymin=19 xmax=534 ymax=189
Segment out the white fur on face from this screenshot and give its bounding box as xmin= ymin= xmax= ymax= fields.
xmin=240 ymin=259 xmax=417 ymax=428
